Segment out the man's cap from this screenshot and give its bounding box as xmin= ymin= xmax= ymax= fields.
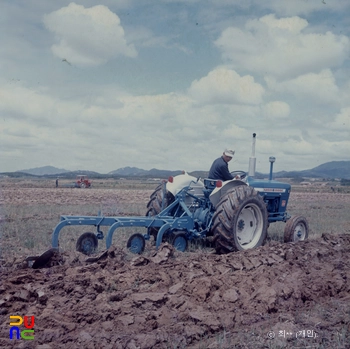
xmin=224 ymin=149 xmax=235 ymax=158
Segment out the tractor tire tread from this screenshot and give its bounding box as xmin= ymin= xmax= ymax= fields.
xmin=284 ymin=215 xmax=309 ymax=243
xmin=212 ymin=186 xmax=268 ymax=253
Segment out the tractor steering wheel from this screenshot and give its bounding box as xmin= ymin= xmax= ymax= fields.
xmin=230 ymin=170 xmax=247 ymax=180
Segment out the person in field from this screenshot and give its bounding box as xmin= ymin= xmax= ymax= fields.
xmin=208 ymin=149 xmax=235 ymax=181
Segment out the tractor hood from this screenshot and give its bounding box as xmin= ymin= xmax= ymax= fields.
xmin=209 ymin=177 xmax=291 ymax=207
xmin=246 ymin=177 xmax=291 ymax=193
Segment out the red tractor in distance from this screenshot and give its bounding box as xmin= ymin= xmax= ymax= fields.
xmin=75 ymin=175 xmax=91 ymax=188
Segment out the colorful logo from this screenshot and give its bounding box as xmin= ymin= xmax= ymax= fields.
xmin=9 ymin=316 xmax=35 ymax=340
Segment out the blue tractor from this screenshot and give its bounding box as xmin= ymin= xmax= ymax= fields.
xmin=51 ymin=134 xmax=309 ymax=255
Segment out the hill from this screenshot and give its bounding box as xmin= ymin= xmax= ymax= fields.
xmin=108 ymin=167 xmax=148 ymax=176
xmin=274 ymin=161 xmax=350 ymax=179
xmin=303 ymin=161 xmax=350 ymax=178
xmin=9 ymin=160 xmax=350 ymax=179
xmin=108 ymin=167 xmax=183 ymax=178
xmin=17 ymin=166 xmax=69 ymax=176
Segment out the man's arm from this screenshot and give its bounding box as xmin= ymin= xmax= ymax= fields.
xmin=219 ymin=161 xmax=233 ymax=181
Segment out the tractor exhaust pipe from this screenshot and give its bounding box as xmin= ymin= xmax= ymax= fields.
xmin=269 ymin=156 xmax=276 ymax=180
xmin=248 ymin=133 xmax=256 ymax=177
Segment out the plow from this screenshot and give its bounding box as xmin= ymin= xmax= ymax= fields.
xmin=46 ymin=133 xmax=309 ymax=259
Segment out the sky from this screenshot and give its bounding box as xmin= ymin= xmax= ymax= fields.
xmin=1 ymin=0 xmax=349 ymax=174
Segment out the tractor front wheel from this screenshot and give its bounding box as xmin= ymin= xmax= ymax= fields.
xmin=212 ymin=186 xmax=268 ymax=254
xmin=284 ymin=215 xmax=309 ymax=243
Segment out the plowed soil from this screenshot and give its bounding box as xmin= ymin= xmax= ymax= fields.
xmin=1 ymin=184 xmax=350 ymax=348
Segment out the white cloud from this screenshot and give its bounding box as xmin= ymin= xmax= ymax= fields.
xmin=222 ymin=124 xmax=250 ymax=140
xmin=188 ymin=67 xmax=264 ymax=105
xmin=328 ymin=107 xmax=350 ymax=131
xmin=0 ymin=83 xmax=83 ymax=124
xmin=265 ymin=69 xmax=340 ymax=105
xmin=0 ymin=79 xmax=266 ymax=172
xmin=215 ymin=14 xmax=350 ymax=79
xmin=0 ymin=73 xmax=347 ymax=173
xmin=43 ymin=2 xmax=137 ymax=67
xmin=281 ymin=138 xmax=314 ymax=155
xmin=259 ymin=13 xmax=308 ymax=33
xmin=261 ymin=101 xmax=290 ymax=119
xmin=1 ymin=1 xmax=349 ymax=173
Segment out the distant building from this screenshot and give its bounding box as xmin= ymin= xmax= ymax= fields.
xmin=300 ymin=181 xmax=312 ymax=186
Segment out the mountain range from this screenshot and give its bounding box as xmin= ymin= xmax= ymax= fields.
xmin=1 ymin=161 xmax=349 ymax=179
xmin=273 ymin=161 xmax=350 ymax=180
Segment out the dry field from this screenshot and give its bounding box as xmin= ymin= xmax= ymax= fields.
xmin=0 ymin=178 xmax=349 ymax=348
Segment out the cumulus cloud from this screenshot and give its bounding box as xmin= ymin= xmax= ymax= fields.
xmin=215 ymin=14 xmax=350 ymax=80
xmin=0 ymin=79 xmax=265 ymax=172
xmin=261 ymin=101 xmax=290 ymax=119
xmin=265 ymin=69 xmax=340 ymax=105
xmin=2 ymin=2 xmax=349 ymax=173
xmin=43 ymin=2 xmax=137 ymax=67
xmin=0 ymin=76 xmax=347 ymax=173
xmin=188 ymin=67 xmax=264 ymax=105
xmin=328 ymin=107 xmax=350 ymax=131
xmin=281 ymin=138 xmax=314 ymax=155
xmin=0 ymin=83 xmax=82 ymax=124
xmin=222 ymin=124 xmax=249 ymax=140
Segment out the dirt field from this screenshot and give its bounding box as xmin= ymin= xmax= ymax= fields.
xmin=0 ymin=179 xmax=350 ymax=348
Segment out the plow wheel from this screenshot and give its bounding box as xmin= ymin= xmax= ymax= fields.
xmin=212 ymin=186 xmax=268 ymax=254
xmin=127 ymin=233 xmax=145 ymax=254
xmin=284 ymin=215 xmax=309 ymax=243
xmin=146 ymin=183 xmax=174 ymax=239
xmin=171 ymin=231 xmax=188 ymax=252
xmin=76 ymin=232 xmax=98 ymax=255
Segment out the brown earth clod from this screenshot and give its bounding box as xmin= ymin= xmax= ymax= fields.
xmin=1 ymin=234 xmax=350 ymax=348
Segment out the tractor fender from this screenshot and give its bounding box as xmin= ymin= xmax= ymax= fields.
xmin=166 ymin=172 xmax=204 ymax=197
xmin=209 ymin=179 xmax=247 ymax=207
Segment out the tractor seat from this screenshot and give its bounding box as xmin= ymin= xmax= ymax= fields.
xmin=203 ymin=179 xmax=220 ymax=198
xmin=204 ymin=178 xmax=220 ymax=190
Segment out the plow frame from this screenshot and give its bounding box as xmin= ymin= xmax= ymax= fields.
xmin=51 ymin=183 xmax=214 ymax=251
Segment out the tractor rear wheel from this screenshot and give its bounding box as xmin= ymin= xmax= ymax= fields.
xmin=146 ymin=183 xmax=174 ymax=215
xmin=284 ymin=215 xmax=309 ymax=243
xmin=212 ymin=186 xmax=268 ymax=254
xmin=146 ymin=183 xmax=174 ymax=239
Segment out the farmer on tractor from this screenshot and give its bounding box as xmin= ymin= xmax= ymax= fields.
xmin=208 ymin=149 xmax=235 ymax=181
xmin=49 ymin=133 xmax=308 ymax=257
